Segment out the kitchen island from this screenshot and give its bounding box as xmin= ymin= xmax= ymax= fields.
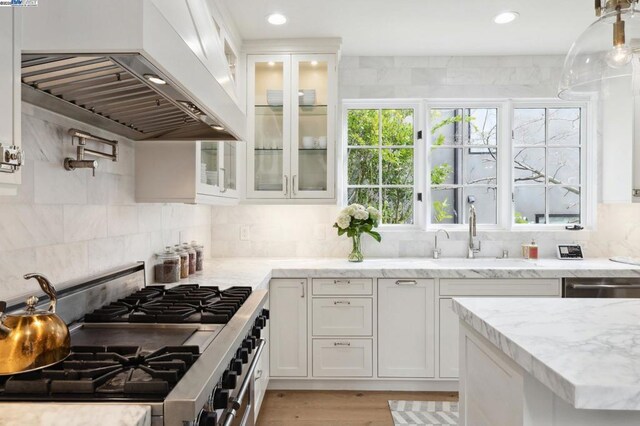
xmin=453 ymin=298 xmax=640 ymax=426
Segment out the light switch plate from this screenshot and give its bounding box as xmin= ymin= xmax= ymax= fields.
xmin=240 ymin=226 xmax=250 ymax=241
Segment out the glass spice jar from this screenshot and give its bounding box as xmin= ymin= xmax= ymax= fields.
xmin=174 ymin=245 xmax=189 ymax=279
xmin=154 ymin=247 xmax=180 ymax=283
xmin=182 ymin=243 xmax=197 ymax=275
xmin=191 ymin=240 xmax=204 ymax=271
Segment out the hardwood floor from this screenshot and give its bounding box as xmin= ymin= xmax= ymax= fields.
xmin=257 ymin=390 xmax=458 ymax=426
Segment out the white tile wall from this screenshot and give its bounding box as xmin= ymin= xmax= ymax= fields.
xmin=210 ymin=55 xmax=640 ymax=260
xmin=0 ymin=103 xmax=212 ymax=302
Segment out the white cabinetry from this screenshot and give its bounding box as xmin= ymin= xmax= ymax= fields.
xmin=135 ymin=140 xmax=239 ymax=204
xmin=246 ymin=53 xmax=336 ymax=200
xmin=269 ymin=279 xmax=307 ymax=377
xmin=312 ymin=339 xmax=373 ymax=377
xmin=312 ymin=298 xmax=372 ymax=336
xmin=0 ymin=8 xmax=21 ymax=194
xmin=439 ymin=278 xmax=561 ymax=379
xmin=378 ymin=279 xmax=436 ymax=378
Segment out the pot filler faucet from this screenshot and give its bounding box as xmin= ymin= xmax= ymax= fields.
xmin=467 ymin=196 xmax=481 ymax=259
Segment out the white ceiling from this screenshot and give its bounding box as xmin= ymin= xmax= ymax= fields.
xmin=220 ymin=0 xmax=596 ymax=56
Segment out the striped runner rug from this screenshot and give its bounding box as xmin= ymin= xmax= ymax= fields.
xmin=388 ymin=400 xmax=458 ymax=425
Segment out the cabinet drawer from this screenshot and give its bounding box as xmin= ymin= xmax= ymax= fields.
xmin=439 ymin=279 xmax=560 ymax=296
xmin=312 ymin=298 xmax=373 ymax=336
xmin=312 ymin=339 xmax=373 ymax=377
xmin=312 ymin=278 xmax=373 ymax=296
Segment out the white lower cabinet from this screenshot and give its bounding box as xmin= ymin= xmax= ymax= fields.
xmin=312 ymin=339 xmax=373 ymax=377
xmin=438 ymin=278 xmax=561 ymax=379
xmin=378 ymin=279 xmax=436 ymax=378
xmin=269 ymin=279 xmax=307 ymax=377
xmin=312 ymin=298 xmax=372 ymax=336
xmin=439 ymin=298 xmax=459 ymax=378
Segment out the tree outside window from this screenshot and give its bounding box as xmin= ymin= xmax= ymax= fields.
xmin=346 ymin=108 xmax=415 ymax=225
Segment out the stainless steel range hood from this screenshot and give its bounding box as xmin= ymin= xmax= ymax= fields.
xmin=21 ymin=54 xmax=236 ymax=141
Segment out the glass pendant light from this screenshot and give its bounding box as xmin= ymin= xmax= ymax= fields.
xmin=559 ymin=0 xmax=640 ymax=99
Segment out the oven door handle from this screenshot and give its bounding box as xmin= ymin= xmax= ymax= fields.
xmin=567 ymin=283 xmax=640 ymax=290
xmin=223 ymin=338 xmax=266 ymax=426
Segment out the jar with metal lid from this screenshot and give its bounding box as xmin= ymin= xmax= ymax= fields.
xmin=174 ymin=245 xmax=189 ymax=279
xmin=154 ymin=247 xmax=180 ymax=283
xmin=182 ymin=243 xmax=197 ymax=275
xmin=191 ymin=240 xmax=204 ymax=271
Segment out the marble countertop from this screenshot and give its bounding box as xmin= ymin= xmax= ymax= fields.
xmin=179 ymin=257 xmax=640 ymax=289
xmin=453 ymin=297 xmax=640 ymax=411
xmin=0 ymin=403 xmax=150 ymax=426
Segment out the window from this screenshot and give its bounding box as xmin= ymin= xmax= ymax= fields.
xmin=429 ymin=107 xmax=499 ymax=225
xmin=341 ymin=100 xmax=589 ymax=230
xmin=346 ymin=107 xmax=416 ymax=225
xmin=512 ymin=107 xmax=583 ymax=225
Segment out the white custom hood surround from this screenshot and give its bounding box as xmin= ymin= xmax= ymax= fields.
xmin=19 ymin=0 xmax=245 ymax=141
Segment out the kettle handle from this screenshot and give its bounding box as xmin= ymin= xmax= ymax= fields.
xmin=0 ymin=301 xmax=9 ymax=334
xmin=23 ymin=274 xmax=58 ymax=313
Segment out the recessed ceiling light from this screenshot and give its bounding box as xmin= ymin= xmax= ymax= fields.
xmin=494 ymin=11 xmax=519 ymax=24
xmin=212 ymin=124 xmax=225 ymax=131
xmin=143 ymin=74 xmax=166 ymax=85
xmin=267 ymin=13 xmax=287 ymax=25
xmin=268 ymin=61 xmax=276 ymax=66
xmin=310 ymin=60 xmax=318 ymax=66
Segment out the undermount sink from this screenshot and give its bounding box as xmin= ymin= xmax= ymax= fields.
xmin=429 ymin=258 xmax=535 ymax=267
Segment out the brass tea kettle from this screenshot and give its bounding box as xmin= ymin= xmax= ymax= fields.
xmin=0 ymin=274 xmax=70 ymax=375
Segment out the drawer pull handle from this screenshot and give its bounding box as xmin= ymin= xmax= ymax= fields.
xmin=395 ymin=280 xmax=418 ymax=286
xmin=334 ymin=280 xmax=351 ymax=285
xmin=333 ymin=301 xmax=351 ymax=305
xmin=334 ymin=342 xmax=351 ymax=347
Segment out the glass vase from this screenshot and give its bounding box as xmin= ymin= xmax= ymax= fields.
xmin=348 ymin=234 xmax=364 ymax=262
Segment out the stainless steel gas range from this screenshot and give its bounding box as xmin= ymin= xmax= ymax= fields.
xmin=0 ymin=263 xmax=269 ymax=426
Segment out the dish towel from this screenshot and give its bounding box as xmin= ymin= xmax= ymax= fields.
xmin=388 ymin=400 xmax=458 ymax=426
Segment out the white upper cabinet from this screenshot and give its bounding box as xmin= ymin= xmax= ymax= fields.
xmin=246 ymin=53 xmax=337 ymax=201
xmin=135 ymin=140 xmax=240 ymax=204
xmin=0 ymin=8 xmax=22 ymax=195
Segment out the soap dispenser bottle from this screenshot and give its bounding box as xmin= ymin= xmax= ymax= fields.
xmin=529 ymin=239 xmax=539 ymax=259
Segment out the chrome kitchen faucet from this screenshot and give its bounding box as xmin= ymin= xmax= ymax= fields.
xmin=467 ymin=196 xmax=481 ymax=259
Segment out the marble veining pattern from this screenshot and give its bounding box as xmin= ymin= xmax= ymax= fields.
xmin=453 ymin=297 xmax=640 ymax=410
xmin=0 ymin=404 xmax=151 ymax=426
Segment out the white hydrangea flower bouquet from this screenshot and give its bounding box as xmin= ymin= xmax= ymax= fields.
xmin=333 ymin=204 xmax=381 ymax=262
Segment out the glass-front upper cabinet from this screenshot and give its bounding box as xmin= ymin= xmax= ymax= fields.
xmin=196 ymin=141 xmax=238 ymax=199
xmin=247 ymin=54 xmax=336 ymax=200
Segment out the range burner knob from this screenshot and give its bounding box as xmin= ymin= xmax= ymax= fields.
xmin=213 ymin=388 xmax=229 ymax=410
xmin=231 ymin=358 xmax=243 ymax=375
xmin=255 ymin=316 xmax=266 ymax=328
xmin=198 ymin=410 xmax=217 ymax=426
xmin=242 ymin=338 xmax=254 ymax=353
xmin=222 ymin=370 xmax=237 ymax=389
xmin=237 ymin=348 xmax=249 ymax=363
xmin=251 ymin=326 xmax=261 ymax=339
xmin=261 ymin=308 xmax=270 ymax=319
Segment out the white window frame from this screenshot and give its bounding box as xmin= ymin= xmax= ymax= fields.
xmin=509 ymin=99 xmax=595 ymax=232
xmin=425 ymin=99 xmax=508 ymax=231
xmin=339 ymin=98 xmax=595 ymax=232
xmin=341 ymin=99 xmax=425 ymax=230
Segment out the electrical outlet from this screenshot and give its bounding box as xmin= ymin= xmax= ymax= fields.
xmin=313 ymin=224 xmax=326 ymax=240
xmin=240 ymin=226 xmax=250 ymax=241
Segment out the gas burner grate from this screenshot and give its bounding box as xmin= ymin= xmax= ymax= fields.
xmin=0 ymin=345 xmax=199 ymax=400
xmin=84 ymin=285 xmax=253 ymax=324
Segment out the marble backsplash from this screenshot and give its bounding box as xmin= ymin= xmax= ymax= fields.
xmin=0 ymin=103 xmax=212 ymax=302
xmin=210 ymin=203 xmax=640 ymax=260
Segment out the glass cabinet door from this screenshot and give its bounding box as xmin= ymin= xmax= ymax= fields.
xmin=199 ymin=141 xmax=219 ymax=192
xmin=291 ymin=55 xmax=335 ymax=199
xmin=248 ymin=56 xmax=291 ymax=198
xmin=222 ymin=141 xmax=237 ymax=193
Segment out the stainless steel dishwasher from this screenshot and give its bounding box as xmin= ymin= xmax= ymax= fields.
xmin=564 ymin=277 xmax=640 ymax=298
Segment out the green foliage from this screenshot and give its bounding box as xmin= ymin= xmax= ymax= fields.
xmin=433 ymin=199 xmax=453 ymax=223
xmin=431 ymin=163 xmax=452 ymax=185
xmin=514 ymin=212 xmax=529 ymax=224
